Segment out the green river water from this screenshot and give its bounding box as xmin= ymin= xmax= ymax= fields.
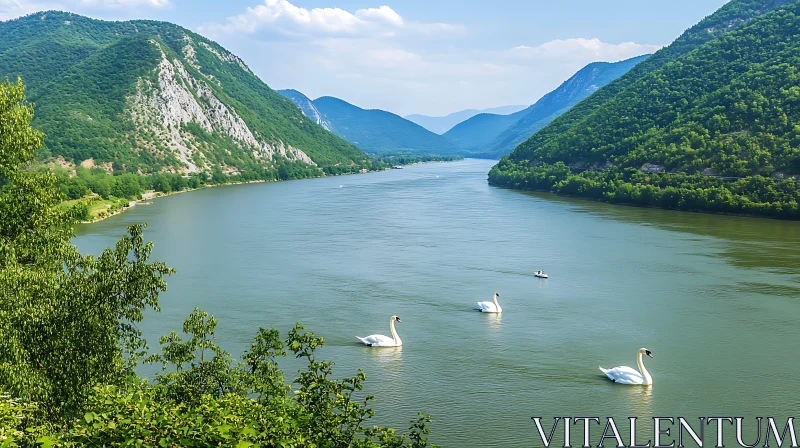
xmin=74 ymin=159 xmax=800 ymax=447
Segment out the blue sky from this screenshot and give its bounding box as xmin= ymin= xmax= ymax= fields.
xmin=2 ymin=0 xmax=728 ymax=116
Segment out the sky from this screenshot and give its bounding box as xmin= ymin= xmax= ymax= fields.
xmin=1 ymin=0 xmax=729 ymax=116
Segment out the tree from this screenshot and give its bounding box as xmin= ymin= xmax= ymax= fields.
xmin=0 ymin=78 xmax=174 ymax=423
xmin=0 ymin=78 xmax=436 ymax=446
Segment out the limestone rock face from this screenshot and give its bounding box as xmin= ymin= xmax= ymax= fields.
xmin=128 ymin=40 xmax=315 ymax=173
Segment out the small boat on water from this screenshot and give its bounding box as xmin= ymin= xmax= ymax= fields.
xmin=392 ymin=165 xmax=403 ymax=169
xmin=534 ymin=270 xmax=549 ymax=279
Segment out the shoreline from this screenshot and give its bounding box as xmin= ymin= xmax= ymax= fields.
xmin=77 ymin=159 xmax=461 ymax=224
xmin=492 ymin=184 xmax=794 ymax=221
xmin=77 ymin=178 xmax=280 ymax=224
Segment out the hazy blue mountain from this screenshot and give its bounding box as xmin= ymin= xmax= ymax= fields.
xmin=311 ymin=96 xmax=459 ymax=155
xmin=405 ymin=105 xmax=527 ymax=134
xmin=445 ymin=54 xmax=650 ymax=159
xmin=278 ymin=89 xmax=334 ymax=132
xmin=441 ymin=110 xmax=527 ymax=154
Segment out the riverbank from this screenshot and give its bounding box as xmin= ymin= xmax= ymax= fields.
xmin=488 ymin=160 xmax=800 ymax=220
xmin=73 ymin=178 xmax=278 ymax=223
xmin=74 ymin=159 xmax=460 ymax=224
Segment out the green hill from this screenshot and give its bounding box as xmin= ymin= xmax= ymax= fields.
xmin=311 ymin=96 xmax=460 ymax=155
xmin=490 ymin=0 xmax=800 ymax=218
xmin=0 ymin=11 xmax=368 ymax=177
xmin=444 ymin=55 xmax=648 ymax=158
xmin=441 ymin=110 xmax=525 ymax=156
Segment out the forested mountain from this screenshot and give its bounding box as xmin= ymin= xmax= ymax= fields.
xmin=405 ymin=105 xmax=526 ymax=134
xmin=443 ymin=55 xmax=649 ymax=159
xmin=441 ymin=110 xmax=526 ymax=156
xmin=490 ymin=0 xmax=800 ymax=218
xmin=500 ymin=0 xmax=793 ymax=161
xmin=0 ymin=11 xmax=368 ymax=178
xmin=310 ymin=96 xmax=460 ymax=155
xmin=484 ymin=55 xmax=650 ymax=158
xmin=278 ymin=89 xmax=334 ymax=132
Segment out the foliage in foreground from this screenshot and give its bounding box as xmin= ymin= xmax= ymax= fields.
xmin=0 ymin=76 xmax=436 ymax=447
xmin=2 ymin=311 xmax=437 ymax=447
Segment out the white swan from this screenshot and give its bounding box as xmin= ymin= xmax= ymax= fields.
xmin=600 ymin=348 xmax=654 ymax=385
xmin=357 ymin=316 xmax=402 ymax=347
xmin=477 ymin=293 xmax=502 ymax=313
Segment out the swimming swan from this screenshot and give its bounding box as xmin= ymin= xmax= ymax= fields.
xmin=357 ymin=315 xmax=402 ymax=347
xmin=477 ymin=293 xmax=502 ymax=313
xmin=600 ymin=348 xmax=654 ymax=385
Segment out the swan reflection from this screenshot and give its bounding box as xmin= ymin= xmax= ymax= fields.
xmin=485 ymin=311 xmax=502 ymax=327
xmin=366 ymin=345 xmax=403 ymax=364
xmin=624 ymin=384 xmax=653 ymax=417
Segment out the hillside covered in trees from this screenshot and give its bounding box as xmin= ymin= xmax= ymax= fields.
xmin=490 ymin=0 xmax=800 ymax=218
xmin=0 ymin=11 xmax=369 ymax=179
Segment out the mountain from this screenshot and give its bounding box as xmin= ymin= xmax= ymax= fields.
xmin=490 ymin=0 xmax=800 ymax=219
xmin=277 ymin=89 xmax=334 ymax=132
xmin=500 ymin=0 xmax=794 ymax=162
xmin=0 ymin=11 xmax=368 ymax=177
xmin=406 ymin=105 xmax=527 ymax=134
xmin=309 ymin=96 xmax=460 ymax=155
xmin=485 ymin=55 xmax=651 ymax=158
xmin=441 ymin=110 xmax=526 ymax=155
xmin=443 ymin=55 xmax=649 ymax=159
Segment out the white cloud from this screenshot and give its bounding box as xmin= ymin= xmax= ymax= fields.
xmin=201 ymin=1 xmax=660 ymax=115
xmin=201 ymin=0 xmax=459 ymax=39
xmin=0 ymin=0 xmax=660 ymax=116
xmin=354 ymin=5 xmax=402 ymax=27
xmin=0 ymin=0 xmax=47 ymax=19
xmin=508 ymin=37 xmax=662 ymax=63
xmin=242 ymin=34 xmax=661 ymax=116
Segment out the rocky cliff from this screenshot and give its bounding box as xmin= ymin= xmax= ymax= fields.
xmin=0 ymin=11 xmax=366 ymax=176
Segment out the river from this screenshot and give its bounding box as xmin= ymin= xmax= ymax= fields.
xmin=74 ymin=158 xmax=800 ymax=447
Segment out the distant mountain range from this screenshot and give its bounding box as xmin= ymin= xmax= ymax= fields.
xmin=0 ymin=11 xmax=367 ymax=177
xmin=279 ymin=55 xmax=647 ymax=160
xmin=405 ymin=105 xmax=527 ymax=134
xmin=277 ymin=89 xmax=335 ymax=132
xmin=444 ymin=55 xmax=650 ymax=159
xmin=279 ymin=92 xmax=459 ymax=155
